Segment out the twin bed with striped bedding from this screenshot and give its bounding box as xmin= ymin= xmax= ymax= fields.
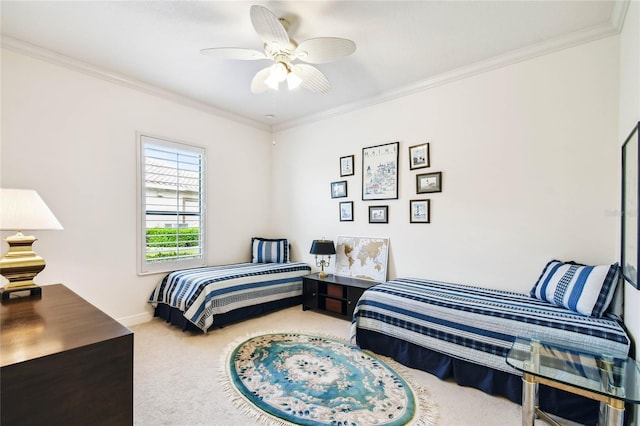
xmin=351 ymin=262 xmax=629 ymax=425
xmin=149 ymin=261 xmax=311 ymax=332
xmin=149 ymin=237 xmax=311 ymax=331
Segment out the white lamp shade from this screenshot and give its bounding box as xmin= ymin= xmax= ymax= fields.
xmin=0 ymin=188 xmax=63 ymax=231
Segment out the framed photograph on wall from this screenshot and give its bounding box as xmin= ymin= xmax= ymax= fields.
xmin=409 ymin=143 xmax=430 ymax=170
xmin=340 ymin=155 xmax=355 ymax=177
xmin=410 ymin=199 xmax=430 ymax=223
xmin=416 ymin=171 xmax=442 ymax=194
xmin=622 ymin=121 xmax=640 ymax=289
xmin=362 ymin=141 xmax=399 ymax=200
xmin=369 ymin=205 xmax=388 ymax=223
xmin=339 ymin=201 xmax=353 ymax=222
xmin=331 ymin=181 xmax=348 ymax=198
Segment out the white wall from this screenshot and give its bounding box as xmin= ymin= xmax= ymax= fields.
xmin=618 ymin=4 xmax=639 ymax=424
xmin=0 ymin=49 xmax=273 ymax=324
xmin=273 ymin=36 xmax=620 ymax=294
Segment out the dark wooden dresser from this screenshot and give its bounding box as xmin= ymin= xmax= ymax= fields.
xmin=1 ymin=284 xmax=133 ymax=426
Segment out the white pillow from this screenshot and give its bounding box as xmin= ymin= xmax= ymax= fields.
xmin=251 ymin=237 xmax=289 ymax=263
xmin=530 ymin=260 xmax=619 ymax=317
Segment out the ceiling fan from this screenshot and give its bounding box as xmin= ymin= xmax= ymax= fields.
xmin=200 ymin=5 xmax=356 ymax=94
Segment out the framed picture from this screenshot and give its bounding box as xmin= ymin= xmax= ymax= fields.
xmin=340 ymin=155 xmax=355 ymax=177
xmin=339 ymin=201 xmax=353 ymax=222
xmin=416 ymin=171 xmax=442 ymax=194
xmin=368 ymin=205 xmax=388 ymax=223
xmin=410 ymin=199 xmax=431 ymax=223
xmin=335 ymin=236 xmax=389 ymax=282
xmin=362 ymin=141 xmax=399 ymax=200
xmin=331 ymin=181 xmax=348 ymax=198
xmin=622 ymin=121 xmax=640 ymax=289
xmin=409 ymin=143 xmax=430 ymax=170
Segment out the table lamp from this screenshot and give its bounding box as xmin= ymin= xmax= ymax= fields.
xmin=309 ymin=239 xmax=336 ymax=278
xmin=0 ymin=188 xmax=63 ymax=299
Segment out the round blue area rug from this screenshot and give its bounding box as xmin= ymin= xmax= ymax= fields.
xmin=222 ymin=332 xmax=436 ymax=426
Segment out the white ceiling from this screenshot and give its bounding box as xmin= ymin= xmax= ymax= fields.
xmin=0 ymin=1 xmax=626 ymax=130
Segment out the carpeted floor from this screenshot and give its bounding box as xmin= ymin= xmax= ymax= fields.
xmin=131 ymin=305 xmax=564 ymax=425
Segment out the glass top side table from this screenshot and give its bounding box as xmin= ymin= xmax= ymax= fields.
xmin=506 ymin=336 xmax=640 ymax=426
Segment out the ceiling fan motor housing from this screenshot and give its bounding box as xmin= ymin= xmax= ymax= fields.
xmin=264 ymin=42 xmax=297 ymax=63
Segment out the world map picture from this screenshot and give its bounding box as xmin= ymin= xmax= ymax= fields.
xmin=335 ymin=236 xmax=389 ymax=282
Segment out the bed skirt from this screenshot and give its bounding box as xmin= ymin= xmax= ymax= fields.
xmin=153 ymin=295 xmax=302 ymax=332
xmin=356 ymin=328 xmax=605 ymax=426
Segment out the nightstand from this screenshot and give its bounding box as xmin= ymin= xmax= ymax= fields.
xmin=302 ymin=273 xmax=378 ymax=320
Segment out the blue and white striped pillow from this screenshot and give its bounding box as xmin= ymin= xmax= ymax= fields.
xmin=251 ymin=237 xmax=289 ymax=263
xmin=530 ymin=260 xmax=619 ymax=318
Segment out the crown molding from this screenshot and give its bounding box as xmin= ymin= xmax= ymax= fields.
xmin=273 ymin=12 xmax=625 ymax=132
xmin=0 ymin=35 xmax=270 ymax=132
xmin=610 ymin=0 xmax=630 ymax=33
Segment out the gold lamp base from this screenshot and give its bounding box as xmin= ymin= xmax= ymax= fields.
xmin=0 ymin=233 xmax=45 ymax=300
xmin=317 ymin=259 xmax=329 ymax=279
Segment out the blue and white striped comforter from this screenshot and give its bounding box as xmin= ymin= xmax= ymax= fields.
xmin=350 ymin=278 xmax=630 ymax=374
xmin=149 ymin=262 xmax=311 ymax=331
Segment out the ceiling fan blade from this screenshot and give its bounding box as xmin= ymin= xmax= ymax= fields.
xmin=291 ymin=64 xmax=330 ymax=94
xmin=200 ymin=47 xmax=266 ymax=60
xmin=295 ymin=37 xmax=356 ymax=64
xmin=251 ymin=67 xmax=272 ymax=94
xmin=250 ymin=5 xmax=289 ymax=47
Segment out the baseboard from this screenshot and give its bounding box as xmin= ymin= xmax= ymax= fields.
xmin=117 ymin=311 xmax=154 ymax=328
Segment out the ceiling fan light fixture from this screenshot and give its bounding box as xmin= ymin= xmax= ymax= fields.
xmin=265 ymin=62 xmax=287 ymax=90
xmin=264 ymin=74 xmax=279 ymax=90
xmin=286 ymin=71 xmax=302 ymax=90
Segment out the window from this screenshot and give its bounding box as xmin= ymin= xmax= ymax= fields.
xmin=137 ymin=134 xmax=206 ymax=274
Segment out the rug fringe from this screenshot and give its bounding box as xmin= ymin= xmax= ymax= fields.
xmin=220 ymin=332 xmax=296 ymax=426
xmin=219 ymin=330 xmax=439 ymax=426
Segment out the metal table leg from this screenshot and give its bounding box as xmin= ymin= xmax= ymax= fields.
xmin=522 ymin=373 xmax=538 ymax=426
xmin=606 ymin=400 xmax=624 ymax=426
